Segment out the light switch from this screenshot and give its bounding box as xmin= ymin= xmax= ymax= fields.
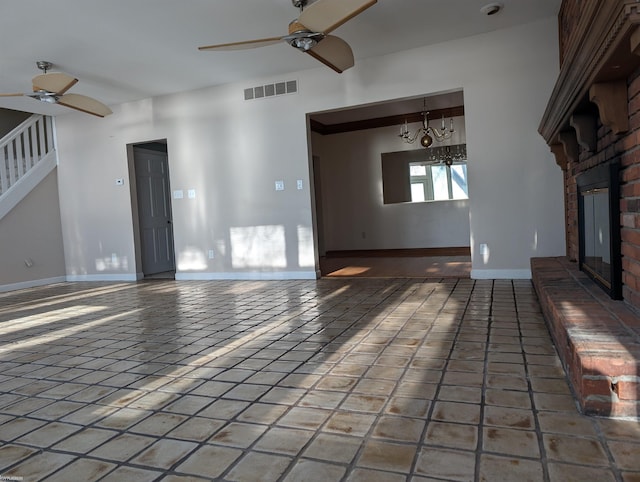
xmin=275 ymin=181 xmax=284 ymax=191
xmin=188 ymin=189 xmax=196 ymax=199
xmin=173 ymin=190 xmax=184 ymax=199
xmin=296 ymin=180 xmax=303 ymax=190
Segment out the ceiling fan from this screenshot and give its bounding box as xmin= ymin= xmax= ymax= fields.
xmin=0 ymin=61 xmax=112 ymax=117
xmin=198 ymin=0 xmax=376 ymax=73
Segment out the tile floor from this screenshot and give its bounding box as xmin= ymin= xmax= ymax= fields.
xmin=0 ymin=278 xmax=638 ymax=482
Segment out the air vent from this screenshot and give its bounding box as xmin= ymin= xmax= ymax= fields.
xmin=244 ymin=80 xmax=297 ymax=101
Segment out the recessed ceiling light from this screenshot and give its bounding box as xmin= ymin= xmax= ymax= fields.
xmin=480 ymin=2 xmax=503 ymax=16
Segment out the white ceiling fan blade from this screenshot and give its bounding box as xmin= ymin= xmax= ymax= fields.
xmin=57 ymin=93 xmax=112 ymax=117
xmin=298 ymin=0 xmax=376 ymax=34
xmin=32 ymin=72 xmax=78 ymax=95
xmin=199 ymin=36 xmax=283 ymax=51
xmin=306 ymin=35 xmax=354 ymax=73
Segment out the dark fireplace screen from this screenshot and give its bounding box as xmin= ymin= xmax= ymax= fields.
xmin=577 ymin=160 xmax=622 ymax=299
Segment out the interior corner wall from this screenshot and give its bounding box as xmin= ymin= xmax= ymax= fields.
xmin=0 ymin=170 xmax=67 ymax=290
xmin=311 ymin=121 xmax=471 ymax=252
xmin=54 ymin=16 xmax=564 ymax=281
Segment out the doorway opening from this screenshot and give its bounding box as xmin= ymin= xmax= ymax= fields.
xmin=308 ymin=91 xmax=471 ymax=278
xmin=129 ymin=140 xmax=176 ymax=280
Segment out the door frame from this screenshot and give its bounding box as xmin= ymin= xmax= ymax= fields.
xmin=127 ymin=139 xmax=176 ymax=279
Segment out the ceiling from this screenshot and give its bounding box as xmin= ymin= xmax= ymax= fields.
xmin=0 ymin=0 xmax=561 ymax=119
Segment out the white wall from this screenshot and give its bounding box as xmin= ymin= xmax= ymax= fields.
xmin=54 ymin=17 xmax=564 ymax=281
xmin=311 ymin=119 xmax=470 ymax=252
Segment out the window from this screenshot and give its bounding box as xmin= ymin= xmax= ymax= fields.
xmin=410 ymin=161 xmax=468 ymax=202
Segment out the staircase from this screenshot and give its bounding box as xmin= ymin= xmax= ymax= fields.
xmin=0 ymin=114 xmax=57 ymax=220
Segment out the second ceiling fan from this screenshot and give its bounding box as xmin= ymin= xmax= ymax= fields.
xmin=199 ymin=0 xmax=376 ymax=73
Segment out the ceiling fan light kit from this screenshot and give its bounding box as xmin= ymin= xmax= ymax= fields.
xmin=198 ymin=0 xmax=376 ymax=73
xmin=0 ymin=60 xmax=112 ymax=117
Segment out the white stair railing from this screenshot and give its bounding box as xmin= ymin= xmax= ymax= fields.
xmin=1 ymin=115 xmax=55 ymax=196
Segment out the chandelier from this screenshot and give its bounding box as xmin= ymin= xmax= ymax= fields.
xmin=424 ymin=144 xmax=467 ymax=166
xmin=398 ymin=100 xmax=455 ymax=148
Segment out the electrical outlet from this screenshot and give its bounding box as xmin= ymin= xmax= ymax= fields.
xmin=296 ymin=180 xmax=303 ymax=190
xmin=275 ymin=180 xmax=284 ymax=191
xmin=208 ymin=250 xmax=214 ymax=259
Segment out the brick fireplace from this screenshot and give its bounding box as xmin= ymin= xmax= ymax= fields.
xmin=535 ymin=0 xmax=640 ymax=417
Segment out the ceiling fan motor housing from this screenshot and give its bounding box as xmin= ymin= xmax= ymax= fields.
xmin=286 ymin=20 xmax=323 ymax=51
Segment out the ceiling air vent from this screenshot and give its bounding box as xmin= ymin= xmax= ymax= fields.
xmin=244 ymin=80 xmax=297 ymax=101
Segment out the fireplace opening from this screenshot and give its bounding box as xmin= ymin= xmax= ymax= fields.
xmin=576 ymin=160 xmax=622 ymax=299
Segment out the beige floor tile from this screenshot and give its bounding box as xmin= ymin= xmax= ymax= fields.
xmin=298 ymin=390 xmax=346 ymax=409
xmin=44 ymin=458 xmax=116 ymax=482
xmin=198 ymin=398 xmax=250 ymax=419
xmin=482 ymin=427 xmax=540 ymax=458
xmin=253 ymin=427 xmax=314 ymax=455
xmin=283 ymin=459 xmax=346 ymax=482
xmin=432 ymin=401 xmax=481 ymax=424
xmin=100 ymin=465 xmax=163 ymax=482
xmin=94 ymin=407 xmax=153 ymax=430
xmin=323 ymin=411 xmax=377 ymax=437
xmin=129 ymin=412 xmax=188 ymax=436
xmin=597 ymin=418 xmax=640 ymax=442
xmin=236 ymin=403 xmax=288 ymax=425
xmin=0 ymin=445 xmax=38 ymax=472
xmin=130 ymin=438 xmax=198 ymax=469
xmin=259 ymin=387 xmax=306 ymax=405
xmin=175 ymin=443 xmax=242 ymax=478
xmin=0 ymin=417 xmax=46 ymax=442
xmin=385 ymin=396 xmax=431 ymax=418
xmin=537 ymin=411 xmax=599 ymax=437
xmin=479 ymin=453 xmax=543 ymax=482
xmin=415 ymin=446 xmax=476 ymax=480
xmin=209 ymin=422 xmax=268 ymax=448
xmin=162 ymin=394 xmax=214 ymax=414
xmin=484 ymin=388 xmax=531 ymax=409
xmin=315 ymin=375 xmax=358 ymax=391
xmin=358 ymin=439 xmax=416 ymax=473
xmin=372 ymin=415 xmax=425 ymax=442
xmin=167 ymin=416 xmax=226 ymax=442
xmin=89 ymin=433 xmax=157 ymax=462
xmin=303 ymin=433 xmax=361 ymax=463
xmin=484 ymin=405 xmax=535 ymax=430
xmin=340 ymin=393 xmax=387 ymax=413
xmin=424 ymin=421 xmax=478 ymax=450
xmin=2 ymin=451 xmax=75 ymax=480
xmin=437 ymin=385 xmax=482 ymax=403
xmin=486 ymin=373 xmax=529 ymax=391
xmin=346 ymin=468 xmax=407 ymax=482
xmin=16 ymin=421 xmax=81 ymax=447
xmin=543 ymin=434 xmax=610 ymax=467
xmin=277 ymin=406 xmax=332 ymax=430
xmin=225 ymin=451 xmax=292 ymax=482
xmin=608 ymin=440 xmax=640 ymax=471
xmin=53 ymin=427 xmax=118 ymax=453
xmin=548 ymin=462 xmax=616 ymax=482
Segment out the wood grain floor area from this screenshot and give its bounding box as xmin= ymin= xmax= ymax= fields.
xmin=320 ymin=255 xmax=471 ymax=278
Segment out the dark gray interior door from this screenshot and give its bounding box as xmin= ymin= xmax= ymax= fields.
xmin=134 ymin=147 xmax=175 ymax=275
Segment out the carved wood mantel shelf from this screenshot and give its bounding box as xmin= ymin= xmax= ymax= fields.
xmin=539 ymin=1 xmax=640 ymax=169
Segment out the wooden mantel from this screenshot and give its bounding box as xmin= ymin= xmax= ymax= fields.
xmin=539 ymin=1 xmax=640 ymax=167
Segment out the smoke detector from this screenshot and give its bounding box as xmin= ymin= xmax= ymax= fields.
xmin=480 ymin=2 xmax=503 ymax=15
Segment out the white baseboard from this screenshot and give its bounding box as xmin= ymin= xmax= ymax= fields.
xmin=66 ymin=273 xmax=140 ymax=282
xmin=0 ymin=276 xmax=67 ymax=293
xmin=175 ymin=271 xmax=320 ymax=281
xmin=471 ymin=269 xmax=532 ymax=280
